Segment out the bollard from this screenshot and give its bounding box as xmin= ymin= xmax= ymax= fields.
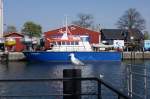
xmin=63 ymin=69 xmax=81 ymax=99
xmin=1 ymin=52 xmax=9 ymax=63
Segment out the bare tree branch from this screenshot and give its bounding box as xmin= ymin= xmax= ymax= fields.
xmin=72 ymin=13 xmax=94 ymax=28
xmin=116 ymin=8 xmax=146 ymax=30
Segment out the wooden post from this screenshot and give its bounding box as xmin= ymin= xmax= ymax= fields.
xmin=63 ymin=69 xmax=81 ymax=99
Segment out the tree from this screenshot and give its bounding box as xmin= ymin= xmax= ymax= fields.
xmin=72 ymin=13 xmax=94 ymax=28
xmin=116 ymin=8 xmax=146 ymax=31
xmin=90 ymin=24 xmax=100 ymax=32
xmin=144 ymin=31 xmax=150 ymax=40
xmin=22 ymin=21 xmax=42 ymax=37
xmin=5 ymin=25 xmax=17 ymax=33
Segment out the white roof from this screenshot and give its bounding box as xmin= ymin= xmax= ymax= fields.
xmin=92 ymin=43 xmax=113 ymax=48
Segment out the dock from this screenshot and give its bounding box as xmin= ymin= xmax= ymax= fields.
xmin=122 ymin=51 xmax=150 ymax=60
xmin=0 ymin=52 xmax=25 ymax=61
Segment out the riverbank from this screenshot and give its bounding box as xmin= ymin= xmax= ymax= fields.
xmin=0 ymin=51 xmax=150 ymax=61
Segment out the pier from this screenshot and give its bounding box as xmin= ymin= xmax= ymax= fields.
xmin=122 ymin=51 xmax=150 ymax=60
xmin=0 ymin=52 xmax=25 ymax=61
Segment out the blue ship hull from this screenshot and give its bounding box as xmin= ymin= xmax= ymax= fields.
xmin=23 ymin=51 xmax=122 ymax=62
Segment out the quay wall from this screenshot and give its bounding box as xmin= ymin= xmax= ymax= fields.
xmin=122 ymin=52 xmax=150 ymax=60
xmin=0 ymin=52 xmax=25 ymax=61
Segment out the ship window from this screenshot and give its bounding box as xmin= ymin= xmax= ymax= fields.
xmin=82 ymin=37 xmax=88 ymax=41
xmin=71 ymin=41 xmax=74 ymax=45
xmin=53 ymin=42 xmax=56 ymax=45
xmin=56 ymin=42 xmax=57 ymax=45
xmin=75 ymin=41 xmax=79 ymax=45
xmin=62 ymin=41 xmax=65 ymax=45
xmin=58 ymin=42 xmax=61 ymax=45
xmin=67 ymin=42 xmax=70 ymax=45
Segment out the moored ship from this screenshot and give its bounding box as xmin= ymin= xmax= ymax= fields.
xmin=23 ymin=24 xmax=121 ymax=62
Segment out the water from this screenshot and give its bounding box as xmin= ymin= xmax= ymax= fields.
xmin=0 ymin=60 xmax=149 ymax=99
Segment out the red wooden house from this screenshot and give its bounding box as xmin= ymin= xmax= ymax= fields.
xmin=44 ymin=25 xmax=100 ymax=49
xmin=4 ymin=32 xmax=25 ymax=52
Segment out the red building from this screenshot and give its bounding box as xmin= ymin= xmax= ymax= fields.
xmin=4 ymin=32 xmax=25 ymax=52
xmin=44 ymin=25 xmax=100 ymax=49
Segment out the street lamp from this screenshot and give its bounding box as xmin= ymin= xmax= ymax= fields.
xmin=0 ymin=0 xmax=5 ymax=51
xmin=0 ymin=0 xmax=4 ymax=38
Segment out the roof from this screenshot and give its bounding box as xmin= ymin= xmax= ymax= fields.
xmin=92 ymin=43 xmax=113 ymax=48
xmin=101 ymin=29 xmax=144 ymax=41
xmin=45 ymin=25 xmax=100 ymax=36
xmin=4 ymin=32 xmax=24 ymax=37
xmin=44 ymin=25 xmax=100 ymax=45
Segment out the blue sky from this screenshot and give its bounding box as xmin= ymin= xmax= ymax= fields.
xmin=3 ymin=0 xmax=150 ymax=32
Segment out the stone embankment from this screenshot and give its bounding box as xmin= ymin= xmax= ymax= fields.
xmin=122 ymin=51 xmax=150 ymax=60
xmin=0 ymin=52 xmax=25 ymax=61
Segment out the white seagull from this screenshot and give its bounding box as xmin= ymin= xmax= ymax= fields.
xmin=99 ymin=74 xmax=104 ymax=79
xmin=69 ymin=53 xmax=84 ymax=66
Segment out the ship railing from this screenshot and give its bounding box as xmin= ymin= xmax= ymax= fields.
xmin=52 ymin=45 xmax=90 ymax=51
xmin=0 ymin=77 xmax=131 ymax=99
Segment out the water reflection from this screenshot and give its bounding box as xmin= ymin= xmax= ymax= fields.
xmin=123 ymin=60 xmax=150 ymax=99
xmin=0 ymin=60 xmax=149 ymax=99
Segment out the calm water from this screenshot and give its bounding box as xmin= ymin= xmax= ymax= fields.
xmin=0 ymin=60 xmax=149 ymax=99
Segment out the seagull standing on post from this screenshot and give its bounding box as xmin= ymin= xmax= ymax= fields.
xmin=69 ymin=53 xmax=84 ymax=66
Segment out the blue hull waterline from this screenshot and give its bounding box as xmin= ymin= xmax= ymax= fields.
xmin=23 ymin=51 xmax=122 ymax=61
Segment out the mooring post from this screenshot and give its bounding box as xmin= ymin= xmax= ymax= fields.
xmin=1 ymin=51 xmax=9 ymax=63
xmin=63 ymin=69 xmax=81 ymax=99
xmin=98 ymin=80 xmax=102 ymax=99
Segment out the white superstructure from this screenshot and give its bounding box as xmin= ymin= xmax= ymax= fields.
xmin=47 ymin=17 xmax=92 ymax=52
xmin=49 ymin=35 xmax=92 ymax=52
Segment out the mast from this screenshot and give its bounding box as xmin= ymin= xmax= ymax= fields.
xmin=65 ymin=16 xmax=68 ymax=34
xmin=61 ymin=16 xmax=68 ymax=40
xmin=65 ymin=16 xmax=71 ymax=35
xmin=0 ymin=0 xmax=3 ymax=38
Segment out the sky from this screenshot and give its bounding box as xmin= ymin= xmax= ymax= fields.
xmin=3 ymin=0 xmax=150 ymax=33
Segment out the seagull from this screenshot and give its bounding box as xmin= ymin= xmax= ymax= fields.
xmin=100 ymin=74 xmax=104 ymax=79
xmin=69 ymin=53 xmax=84 ymax=66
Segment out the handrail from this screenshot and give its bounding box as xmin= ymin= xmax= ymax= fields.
xmin=0 ymin=77 xmax=131 ymax=99
xmin=96 ymin=78 xmax=131 ymax=99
